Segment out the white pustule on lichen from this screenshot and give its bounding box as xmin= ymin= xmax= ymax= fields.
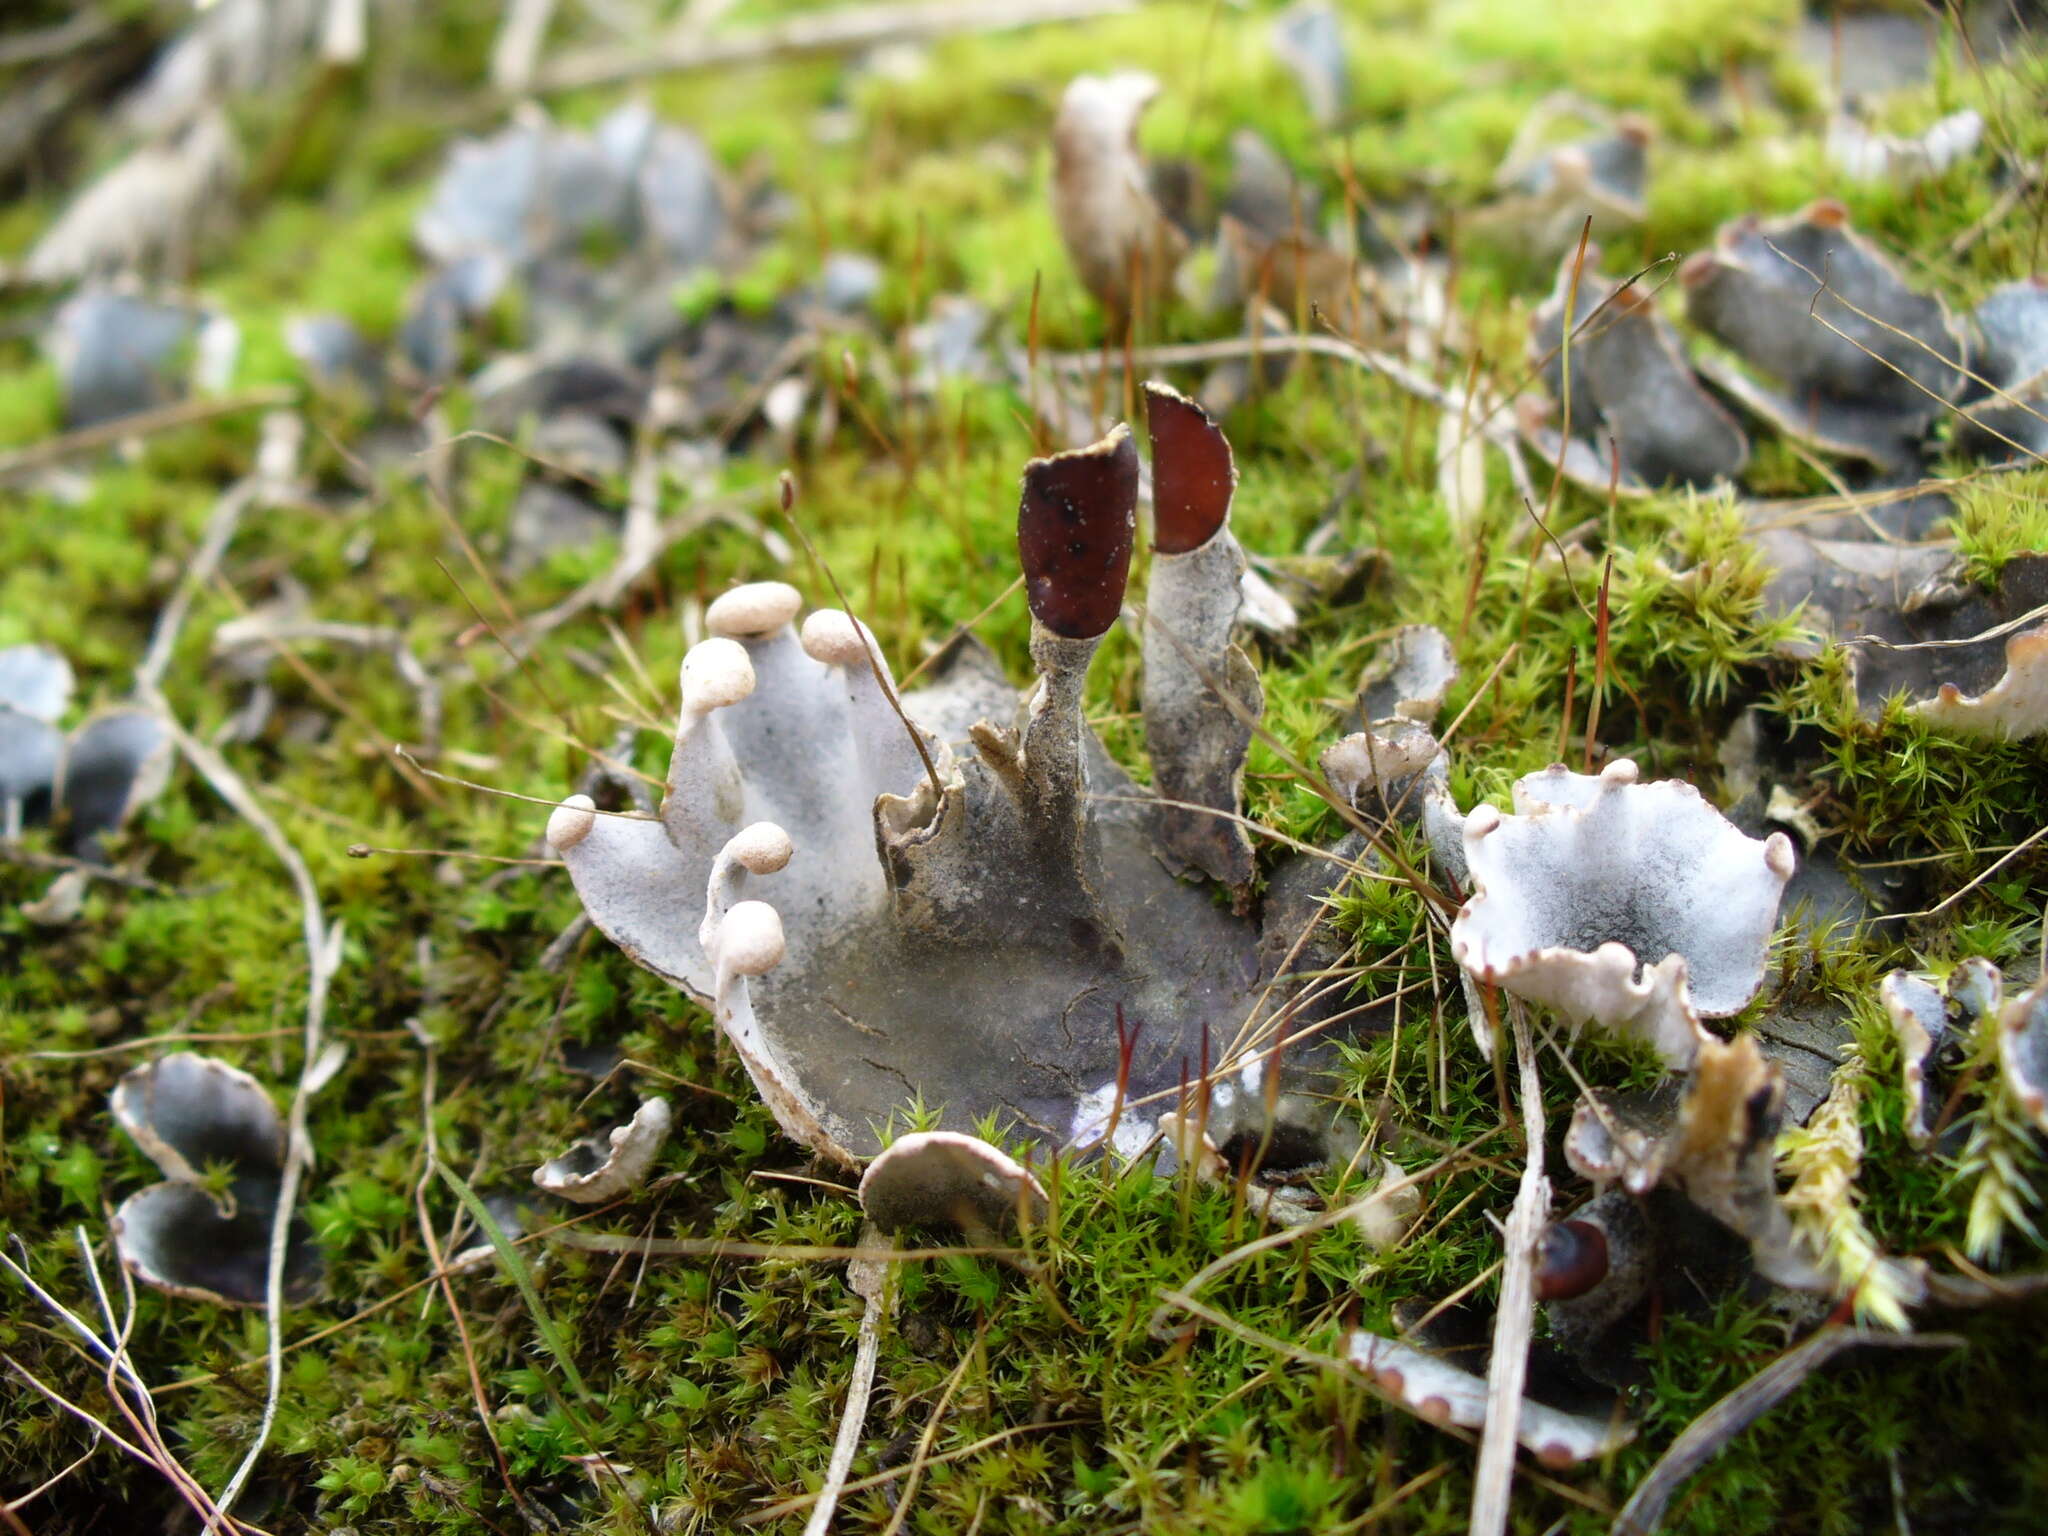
xmin=1450 ymin=758 xmax=1795 ymax=1069
xmin=800 ymin=609 xmax=934 ymax=803
xmin=700 ymin=819 xmax=792 ymax=990
xmin=666 ymin=632 xmax=759 ymax=855
xmin=546 ymin=792 xmax=598 ymax=852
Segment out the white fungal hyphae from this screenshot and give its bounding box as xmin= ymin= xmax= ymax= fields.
xmin=109 ymin=1053 xmax=321 ymax=1307
xmin=551 ymin=416 xmax=1386 ymax=1171
xmin=534 ymin=1097 xmax=674 ymax=1204
xmin=1450 ymin=760 xmax=1795 ymax=1069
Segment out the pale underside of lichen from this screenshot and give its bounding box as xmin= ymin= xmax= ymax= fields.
xmin=533 ymin=1096 xmax=674 ymax=1203
xmin=1449 ymin=760 xmax=1795 ymax=1069
xmin=1345 ymin=1332 xmax=1634 ymax=1468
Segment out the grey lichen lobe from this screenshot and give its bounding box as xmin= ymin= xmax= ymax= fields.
xmin=1139 ymin=383 xmax=1261 ymax=889
xmin=550 ymin=413 xmax=1383 ymax=1171
xmin=1526 ymin=245 xmax=1748 ymax=492
xmin=109 ymin=1053 xmax=322 ymax=1308
xmin=1450 ymin=759 xmax=1795 ymax=1068
xmin=858 ymin=1130 xmax=1048 ymax=1235
xmin=1682 ymin=200 xmax=1963 ymax=468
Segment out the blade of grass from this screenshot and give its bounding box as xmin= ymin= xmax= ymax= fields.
xmin=435 ymin=1159 xmax=594 ymax=1404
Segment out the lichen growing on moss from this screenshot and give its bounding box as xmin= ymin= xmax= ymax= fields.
xmin=2 ymin=2 xmax=2045 ymax=1532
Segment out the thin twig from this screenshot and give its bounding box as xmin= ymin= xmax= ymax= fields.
xmin=548 ymin=1231 xmax=1019 ymax=1262
xmin=137 ymin=699 xmax=342 ymax=1520
xmin=510 ymin=499 xmax=735 ymax=657
xmin=1612 ymin=1327 xmax=1960 ymax=1535
xmin=779 ymin=473 xmax=945 ymax=800
xmin=1877 ymin=820 xmax=2048 ymax=922
xmin=0 ymin=842 xmax=169 ymax=892
xmin=0 ymin=389 xmax=296 ymax=482
xmin=740 ymin=1419 xmax=1084 ymax=1525
xmin=1043 ymin=333 xmax=1516 ymax=449
xmin=490 ymin=0 xmax=559 ymax=90
xmin=136 ymin=480 xmax=260 ymax=694
xmin=408 ymin=1026 xmax=540 ymax=1522
xmin=215 ymin=616 xmax=445 ymax=755
xmin=0 ymin=1242 xmax=252 ymax=1533
xmin=22 ymin=1028 xmax=298 ymax=1062
xmin=878 ymin=1318 xmax=986 ymax=1536
xmin=0 ymin=8 xmax=114 ymax=67
xmin=149 ymin=1205 xmax=620 ymax=1398
xmin=1471 ymin=996 xmax=1550 ymax=1536
xmin=804 ymin=1228 xmax=894 ymax=1536
xmin=535 ymin=0 xmax=1134 ymax=91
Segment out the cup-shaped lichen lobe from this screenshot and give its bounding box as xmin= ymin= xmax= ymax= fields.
xmin=116 ymin=1179 xmax=324 ymax=1303
xmin=858 ymin=1129 xmax=1048 ymax=1234
xmin=1461 ymin=766 xmax=1792 ymax=1018
xmin=108 ymin=1054 xmax=325 ymax=1306
xmin=0 ymin=708 xmax=62 ymax=830
xmin=1018 ymin=424 xmax=1138 ymax=639
xmin=64 ymin=710 xmax=173 ymax=849
xmin=1143 ymin=382 xmax=1235 ymax=554
xmin=112 ymin=1052 xmax=287 ymax=1184
xmin=2003 ymin=977 xmax=2048 ymax=1129
xmin=115 ymin=1179 xmax=324 ymax=1306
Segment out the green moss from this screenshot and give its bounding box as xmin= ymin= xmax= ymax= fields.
xmin=1948 ymin=468 xmax=2048 ymax=584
